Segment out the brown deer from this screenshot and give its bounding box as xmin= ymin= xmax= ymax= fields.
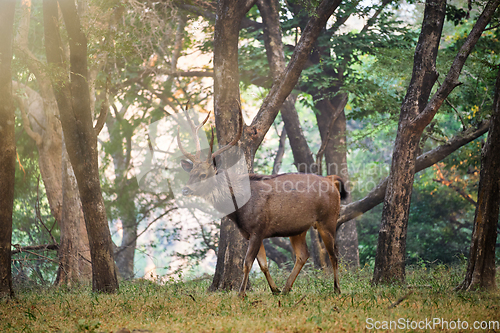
xmin=177 ymin=105 xmax=347 ymax=297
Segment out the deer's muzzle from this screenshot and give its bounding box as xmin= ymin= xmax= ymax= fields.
xmin=182 ymin=187 xmax=193 ymax=196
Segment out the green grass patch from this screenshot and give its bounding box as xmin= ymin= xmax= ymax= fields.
xmin=1 ymin=264 xmax=499 ymax=332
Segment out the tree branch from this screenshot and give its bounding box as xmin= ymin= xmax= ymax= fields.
xmin=337 ymin=121 xmax=490 ymax=227
xmin=247 ymin=0 xmax=342 ymax=150
xmin=177 ymin=3 xmax=263 ymax=30
xmin=114 ymin=207 xmax=178 ymax=257
xmin=413 ymin=0 xmax=500 ymax=131
xmin=11 ymin=244 xmax=59 ymax=255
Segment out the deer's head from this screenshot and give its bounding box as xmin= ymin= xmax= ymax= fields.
xmin=177 ymin=105 xmax=243 ymax=197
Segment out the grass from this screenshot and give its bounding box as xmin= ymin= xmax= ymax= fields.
xmin=1 ymin=263 xmax=499 ymax=332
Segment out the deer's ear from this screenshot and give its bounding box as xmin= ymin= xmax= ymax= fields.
xmin=181 ymin=159 xmax=193 ymax=172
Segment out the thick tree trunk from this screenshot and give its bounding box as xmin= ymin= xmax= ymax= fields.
xmin=43 ymin=0 xmax=118 ymax=293
xmin=15 ymin=83 xmax=92 ymax=286
xmin=456 ymin=68 xmax=500 ymax=292
xmin=209 ymin=217 xmax=249 ymax=291
xmin=0 ymin=0 xmax=16 ymax=299
xmin=316 ymin=97 xmax=359 ymax=268
xmin=15 ymin=0 xmax=92 ymax=286
xmin=56 ymin=147 xmax=92 ymax=285
xmin=373 ymin=0 xmax=446 ymax=284
xmin=209 ymin=0 xmax=253 ymax=292
xmin=373 ymin=0 xmax=500 ymax=285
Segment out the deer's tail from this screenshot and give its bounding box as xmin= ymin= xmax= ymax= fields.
xmin=326 ymin=175 xmax=348 ymax=200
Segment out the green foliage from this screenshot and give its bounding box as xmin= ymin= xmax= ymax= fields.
xmin=445 ymin=4 xmax=468 ymax=26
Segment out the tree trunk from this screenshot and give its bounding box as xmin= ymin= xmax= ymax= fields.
xmin=316 ymin=97 xmax=359 ymax=268
xmin=0 ymin=0 xmax=16 ymax=299
xmin=15 ymin=0 xmax=92 ymax=286
xmin=209 ymin=217 xmax=249 ymax=291
xmin=209 ymin=0 xmax=252 ymax=292
xmin=56 ymin=147 xmax=92 ymax=285
xmin=373 ymin=0 xmax=499 ymax=285
xmin=114 ymin=206 xmax=137 ymax=280
xmin=15 ymin=83 xmax=92 ymax=286
xmin=456 ymin=67 xmax=500 ymax=292
xmin=43 ymin=0 xmax=118 ymax=293
xmin=373 ymin=0 xmax=446 ymax=284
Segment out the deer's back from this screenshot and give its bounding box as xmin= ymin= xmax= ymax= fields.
xmin=232 ymin=173 xmax=341 ymax=239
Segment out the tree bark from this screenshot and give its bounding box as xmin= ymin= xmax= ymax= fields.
xmin=0 ymin=0 xmax=16 ymax=299
xmin=15 ymin=0 xmax=92 ymax=286
xmin=209 ymin=0 xmax=255 ymax=292
xmin=43 ymin=0 xmax=118 ymax=293
xmin=373 ymin=0 xmax=499 ymax=285
xmin=373 ymin=0 xmax=447 ymax=284
xmin=316 ymin=97 xmax=359 ymax=268
xmin=56 ymin=146 xmax=92 ymax=285
xmin=456 ymin=67 xmax=500 ymax=292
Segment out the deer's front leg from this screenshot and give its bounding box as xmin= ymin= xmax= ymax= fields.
xmin=256 ymin=242 xmax=281 ymax=294
xmin=239 ymin=235 xmax=262 ymax=298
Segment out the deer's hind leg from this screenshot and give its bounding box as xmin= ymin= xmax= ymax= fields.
xmin=256 ymin=242 xmax=281 ymax=294
xmin=317 ymin=226 xmax=341 ymax=294
xmin=282 ymin=231 xmax=309 ymax=294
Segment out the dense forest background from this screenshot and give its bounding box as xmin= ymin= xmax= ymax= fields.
xmin=4 ymin=0 xmax=499 ymax=289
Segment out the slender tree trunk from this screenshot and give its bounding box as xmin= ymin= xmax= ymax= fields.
xmin=456 ymin=67 xmax=500 ymax=292
xmin=43 ymin=0 xmax=118 ymax=293
xmin=0 ymin=0 xmax=16 ymax=299
xmin=115 ymin=208 xmax=137 ymax=280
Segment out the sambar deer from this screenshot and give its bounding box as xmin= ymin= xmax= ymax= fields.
xmin=177 ymin=104 xmax=347 ymax=297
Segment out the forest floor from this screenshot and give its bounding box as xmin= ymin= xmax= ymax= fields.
xmin=1 ymin=263 xmax=499 ymax=332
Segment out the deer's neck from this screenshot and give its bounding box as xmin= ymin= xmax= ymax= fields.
xmin=205 ymin=170 xmax=248 ymax=214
